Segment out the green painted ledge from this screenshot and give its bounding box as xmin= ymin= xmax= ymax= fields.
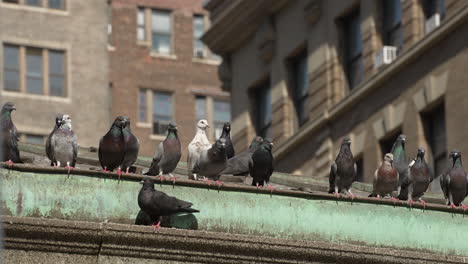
xmin=1 ymin=163 xmax=468 ymax=258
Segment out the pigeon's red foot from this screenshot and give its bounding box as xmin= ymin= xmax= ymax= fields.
xmin=390 ymin=197 xmax=399 ymax=201
xmin=267 ymin=184 xmax=275 ymax=192
xmin=204 ymin=178 xmax=212 ymax=185
xmin=66 ymin=165 xmax=73 ymax=178
xmin=256 ymin=183 xmax=260 ymax=190
xmin=102 ymin=167 xmax=109 ymax=173
xmin=160 ymin=175 xmax=167 ymax=182
xmin=215 ymin=180 xmax=223 ymax=187
xmin=117 ymin=168 xmax=122 ymax=181
xmin=334 ymin=192 xmax=341 ymax=199
xmin=348 ymin=193 xmax=356 ymax=200
xmin=5 ymin=160 xmax=14 ymax=167
xmin=408 ymin=199 xmax=414 ymax=207
xmin=460 ymin=204 xmax=468 ymax=211
xmin=170 ymin=176 xmax=177 ymax=185
xmin=449 ymin=203 xmax=457 ymax=209
xmin=419 ymin=199 xmax=427 ymax=209
xmin=151 ymin=221 xmax=161 ymax=231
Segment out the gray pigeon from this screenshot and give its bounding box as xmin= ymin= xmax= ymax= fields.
xmin=249 ymin=139 xmax=274 ymax=190
xmin=46 ymin=114 xmax=78 ymax=176
xmin=121 ymin=116 xmax=140 ymax=173
xmin=219 ymin=122 xmax=235 ymax=159
xmin=328 ymin=137 xmax=357 ymax=197
xmin=0 ymin=102 xmax=22 ymax=164
xmin=370 ymin=153 xmax=399 ymax=199
xmin=145 ymin=123 xmax=181 ymax=183
xmin=222 ymin=136 xmax=263 ymax=176
xmin=46 ymin=114 xmax=64 ymax=166
xmin=98 ymin=116 xmax=126 ymax=178
xmin=405 ymin=148 xmax=434 ymax=206
xmin=391 ymin=135 xmax=410 ymax=200
xmin=138 ymin=176 xmax=199 ymax=230
xmin=192 ymin=138 xmax=227 ymax=184
xmin=440 ymin=150 xmax=468 ymax=208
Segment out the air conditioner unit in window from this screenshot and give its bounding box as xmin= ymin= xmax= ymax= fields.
xmin=374 ymin=46 xmax=397 ymax=69
xmin=425 ymin=13 xmax=441 ymax=34
xmin=195 ymin=48 xmax=205 ymax=58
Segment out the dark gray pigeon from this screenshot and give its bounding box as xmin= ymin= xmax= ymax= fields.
xmin=249 ymin=139 xmax=274 ymax=190
xmin=46 ymin=114 xmax=78 ymax=176
xmin=391 ymin=135 xmax=410 ymax=200
xmin=138 ymin=176 xmax=199 ymax=230
xmin=370 ymin=153 xmax=399 ymax=199
xmin=99 ymin=116 xmax=126 ymax=178
xmin=328 ymin=137 xmax=357 ymax=197
xmin=222 ymin=136 xmax=263 ymax=176
xmin=219 ymin=122 xmax=235 ymax=159
xmin=192 ymin=138 xmax=227 ymax=184
xmin=46 ymin=114 xmax=64 ymax=166
xmin=440 ymin=150 xmax=468 ymax=208
xmin=145 ymin=123 xmax=181 ymax=183
xmin=405 ymin=148 xmax=434 ymax=206
xmin=121 ymin=116 xmax=140 ymax=173
xmin=0 ymin=102 xmax=22 ymax=164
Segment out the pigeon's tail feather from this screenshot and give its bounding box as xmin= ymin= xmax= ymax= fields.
xmin=179 ymin=207 xmax=200 ymax=213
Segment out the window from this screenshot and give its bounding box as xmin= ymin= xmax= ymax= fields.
xmin=193 ymin=15 xmax=205 ymax=57
xmin=3 ymin=45 xmax=20 ymax=92
xmin=355 ymin=156 xmax=364 ymax=182
xmin=26 ymin=47 xmax=43 ymax=95
xmin=343 ymin=9 xmax=363 ymax=90
xmin=379 ymin=129 xmax=402 ymax=155
xmin=23 ymin=134 xmax=45 ymax=145
xmin=48 ymin=0 xmax=64 ymax=9
xmin=152 ymin=91 xmax=173 ymax=135
xmin=254 ymin=80 xmax=272 ymax=139
xmin=137 ymin=7 xmax=146 ymax=41
xmin=423 ymin=0 xmax=446 ymax=20
xmin=3 ymin=0 xmax=19 ymax=4
xmin=151 ymin=10 xmax=171 ymax=54
xmin=383 ymin=0 xmax=402 ymax=50
xmin=3 ymin=0 xmax=65 ymax=8
xmin=138 ymin=89 xmax=148 ymax=122
xmin=2 ymin=44 xmax=67 ymax=97
xmin=291 ymin=51 xmax=309 ymax=126
xmin=195 ymin=96 xmax=207 ymax=121
xmin=25 ymin=0 xmax=41 ymax=6
xmin=422 ymin=103 xmax=446 ymax=192
xmin=213 ymin=100 xmax=231 ymax=139
xmin=49 ymin=50 xmax=65 ymax=97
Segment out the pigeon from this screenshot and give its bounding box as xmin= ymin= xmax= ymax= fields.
xmin=370 ymin=153 xmax=399 ymax=199
xmin=440 ymin=150 xmax=468 ymax=208
xmin=46 ymin=114 xmax=64 ymax=166
xmin=192 ymin=138 xmax=228 ymax=184
xmin=187 ymin=119 xmax=211 ymax=180
xmin=45 ymin=114 xmax=78 ymax=177
xmin=222 ymin=136 xmax=264 ymax=176
xmin=0 ymin=102 xmax=22 ymax=165
xmin=138 ymin=176 xmax=199 ymax=230
xmin=391 ymin=134 xmax=410 ymax=200
xmin=145 ymin=123 xmax=181 ymax=183
xmin=405 ymin=148 xmax=434 ymax=207
xmin=98 ymin=116 xmax=126 ymax=179
xmin=328 ymin=137 xmax=357 ymax=197
xmin=121 ymin=116 xmax=140 ymax=174
xmin=249 ymin=139 xmax=274 ymax=190
xmin=219 ymin=122 xmax=235 ymax=159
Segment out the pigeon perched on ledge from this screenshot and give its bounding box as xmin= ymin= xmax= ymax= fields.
xmin=440 ymin=150 xmax=468 ymax=208
xmin=405 ymin=148 xmax=433 ymax=206
xmin=370 ymin=153 xmax=399 ymax=199
xmin=192 ymin=138 xmax=228 ymax=184
xmin=249 ymin=139 xmax=274 ymax=190
xmin=46 ymin=114 xmax=64 ymax=166
xmin=121 ymin=116 xmax=140 ymax=174
xmin=222 ymin=136 xmax=263 ymax=176
xmin=99 ymin=116 xmax=126 ymax=178
xmin=219 ymin=122 xmax=235 ymax=159
xmin=187 ymin=119 xmax=211 ymax=180
xmin=328 ymin=137 xmax=357 ymax=197
xmin=0 ymin=102 xmax=22 ymax=165
xmin=391 ymin=135 xmax=409 ymax=200
xmin=138 ymin=177 xmax=199 ymax=230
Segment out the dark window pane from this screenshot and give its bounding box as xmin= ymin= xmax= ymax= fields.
xmin=3 ymin=45 xmax=19 ymax=91
xmin=3 ymin=0 xmax=19 ymax=4
xmin=137 ymin=8 xmax=145 ymax=41
xmin=26 ymin=0 xmax=41 ymax=6
xmin=214 ymin=100 xmax=231 ymax=139
xmin=152 ymin=33 xmax=171 ymax=54
xmin=195 ymin=96 xmax=207 ymax=121
xmin=193 ymin=15 xmax=205 ymax=56
xmin=255 ymin=80 xmax=272 ymax=138
xmin=48 ymin=0 xmax=64 ymax=9
xmin=26 ymin=48 xmax=43 ymax=95
xmin=151 ymin=10 xmax=171 ymax=54
xmin=24 ymin=134 xmax=44 ymax=145
xmin=344 ymin=9 xmax=362 ymax=89
xmin=138 ymin=89 xmax=147 ymax=122
xmin=383 ymin=0 xmax=402 ymax=48
xmin=4 ymin=71 xmax=19 ymax=92
xmin=49 ymin=76 xmax=64 ymax=96
xmin=152 ymin=91 xmax=172 ymax=135
xmin=49 ymin=50 xmax=65 ymax=97
xmin=49 ymin=50 xmax=64 ymax=74
xmin=292 ymin=52 xmax=309 ymax=126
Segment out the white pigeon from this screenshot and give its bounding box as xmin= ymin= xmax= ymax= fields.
xmin=187 ymin=119 xmax=211 ymax=180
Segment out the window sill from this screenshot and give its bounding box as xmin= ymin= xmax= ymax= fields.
xmin=137 ymin=40 xmax=151 ymax=47
xmin=0 ymin=2 xmax=69 ymax=15
xmin=192 ymin=57 xmax=221 ymax=65
xmin=149 ymin=134 xmax=166 ymax=141
xmin=136 ymin=122 xmax=151 ymax=128
xmin=150 ymin=52 xmax=177 ymax=60
xmin=0 ymin=91 xmax=71 ymax=103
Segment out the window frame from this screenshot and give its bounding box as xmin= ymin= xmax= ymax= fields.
xmin=25 ymin=47 xmax=44 ymax=95
xmin=3 ymin=44 xmax=20 ymax=92
xmin=5 ymin=0 xmax=66 ymax=10
xmin=382 ymin=0 xmax=403 ymax=50
xmin=289 ymin=49 xmax=310 ymax=127
xmin=151 ymin=90 xmax=174 ymax=135
xmin=151 ymin=9 xmax=173 ymax=55
xmin=342 ymin=8 xmax=363 ymax=90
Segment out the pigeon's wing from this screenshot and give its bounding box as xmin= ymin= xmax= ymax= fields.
xmin=72 ymin=133 xmax=78 ymax=167
xmin=45 ymin=131 xmax=54 ymax=164
xmin=440 ymin=172 xmax=450 ymax=200
xmin=145 ymin=142 xmax=163 ymax=176
xmin=328 ymin=161 xmax=337 ymax=193
xmin=222 ymin=151 xmax=251 ymax=175
xmin=153 ymin=191 xmax=199 ymax=214
xmin=98 ymin=137 xmax=104 ymax=168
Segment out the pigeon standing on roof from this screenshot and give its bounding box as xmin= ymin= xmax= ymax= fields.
xmin=405 ymin=148 xmax=434 ymax=207
xmin=219 ymin=122 xmax=235 ymax=159
xmin=138 ymin=176 xmax=199 ymax=230
xmin=46 ymin=114 xmax=64 ymax=166
xmin=0 ymin=102 xmax=22 ymax=165
xmin=121 ymin=117 xmax=140 ymax=174
xmin=222 ymin=136 xmax=263 ymax=176
xmin=328 ymin=137 xmax=357 ymax=197
xmin=391 ymin=135 xmax=410 ymax=200
xmin=45 ymin=114 xmax=78 ymax=177
xmin=370 ymin=153 xmax=399 ymax=199
xmin=192 ymin=138 xmax=228 ymax=184
xmin=440 ymin=150 xmax=468 ymax=208
xmin=98 ymin=116 xmax=126 ymax=179
xmin=187 ymin=119 xmax=211 ymax=180
xmin=249 ymin=139 xmax=274 ymax=190
xmin=145 ymin=123 xmax=181 ymax=183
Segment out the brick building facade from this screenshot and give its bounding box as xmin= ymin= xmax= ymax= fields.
xmin=109 ymin=0 xmax=227 ymax=157
xmin=203 ymin=0 xmax=468 ymax=190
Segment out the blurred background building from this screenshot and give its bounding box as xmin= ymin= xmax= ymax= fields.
xmin=203 ymin=0 xmax=468 ymax=191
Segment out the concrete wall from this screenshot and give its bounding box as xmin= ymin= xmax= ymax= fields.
xmin=0 ymin=0 xmax=111 ymax=148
